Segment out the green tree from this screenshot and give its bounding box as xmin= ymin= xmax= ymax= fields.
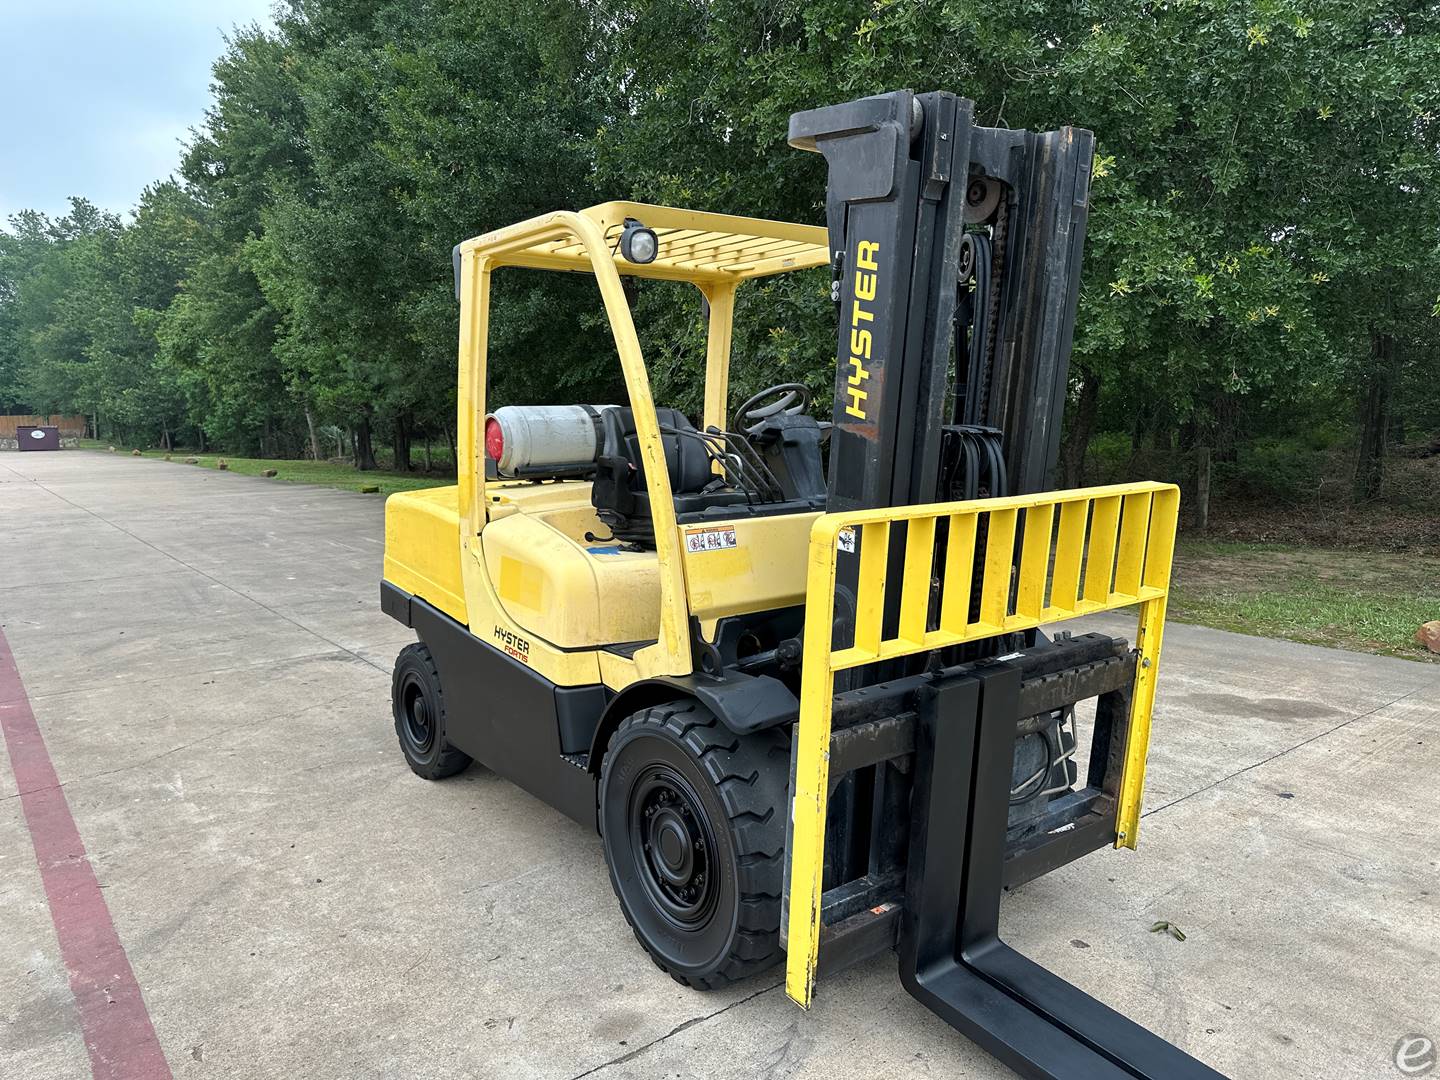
xmin=591 ymin=0 xmax=1439 ymax=491
xmin=242 ymin=0 xmax=618 ymax=468
xmin=162 ymin=24 xmax=313 ymax=455
xmin=3 ymin=201 xmax=124 ymax=428
xmin=3 ymin=0 xmax=1435 ymax=504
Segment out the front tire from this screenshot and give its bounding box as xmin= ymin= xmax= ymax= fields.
xmin=599 ymin=701 xmax=788 ymax=989
xmin=391 ymin=642 xmax=472 ymax=780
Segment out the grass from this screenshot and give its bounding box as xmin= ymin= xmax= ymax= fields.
xmin=1170 ymin=538 xmax=1440 ymax=662
xmin=78 ymin=441 xmax=447 ymax=498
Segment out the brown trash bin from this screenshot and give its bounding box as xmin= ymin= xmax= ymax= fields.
xmin=17 ymin=425 xmax=61 ymax=451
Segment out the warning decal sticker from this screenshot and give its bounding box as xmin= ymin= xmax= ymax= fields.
xmin=684 ymin=525 xmax=738 ymax=553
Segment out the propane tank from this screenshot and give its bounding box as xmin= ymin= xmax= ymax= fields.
xmin=484 ymin=405 xmax=620 ymax=475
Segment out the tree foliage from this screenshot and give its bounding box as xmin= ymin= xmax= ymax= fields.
xmin=1 ymin=0 xmax=1436 ymax=492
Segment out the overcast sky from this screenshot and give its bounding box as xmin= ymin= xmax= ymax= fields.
xmin=0 ymin=0 xmax=276 ymax=224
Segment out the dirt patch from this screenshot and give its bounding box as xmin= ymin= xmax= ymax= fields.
xmin=1201 ymin=453 xmax=1440 ymax=552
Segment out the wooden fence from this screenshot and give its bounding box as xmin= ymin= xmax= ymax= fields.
xmin=0 ymin=415 xmax=88 ymax=438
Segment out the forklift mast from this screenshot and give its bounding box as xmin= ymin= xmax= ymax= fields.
xmin=790 ymin=88 xmax=1091 ymax=511
xmin=784 ymin=91 xmax=1223 ymax=1080
xmin=793 ymin=87 xmax=1097 ymax=837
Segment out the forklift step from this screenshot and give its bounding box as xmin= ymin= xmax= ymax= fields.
xmin=900 ymin=663 xmax=1226 ymax=1080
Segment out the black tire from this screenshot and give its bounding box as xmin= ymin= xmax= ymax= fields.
xmin=391 ymin=642 xmax=472 ymax=780
xmin=598 ymin=701 xmax=788 ymax=990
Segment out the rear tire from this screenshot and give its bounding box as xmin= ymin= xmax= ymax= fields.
xmin=599 ymin=701 xmax=788 ymax=989
xmin=391 ymin=642 xmax=472 ymax=780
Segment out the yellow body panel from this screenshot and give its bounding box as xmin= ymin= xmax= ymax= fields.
xmin=457 ymin=532 xmax=604 ymax=687
xmin=482 ymin=513 xmax=661 ymax=648
xmin=784 ymin=482 xmax=1180 ymax=1010
xmin=478 ymin=486 xmax=817 ymax=660
xmin=678 ymin=512 xmax=817 ymax=625
xmin=383 ymin=486 xmax=466 ymax=623
xmin=383 ymin=474 xmax=817 ymax=689
xmin=482 ymin=477 xmax=598 ymax=518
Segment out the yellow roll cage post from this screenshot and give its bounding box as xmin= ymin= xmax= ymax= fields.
xmin=784 ymin=481 xmax=1180 ymax=1008
xmin=452 ymin=202 xmax=828 ymax=677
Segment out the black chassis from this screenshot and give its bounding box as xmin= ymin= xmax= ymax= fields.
xmin=384 ymin=581 xmax=1224 ymax=1077
xmin=381 ymin=583 xmax=801 ymax=824
xmin=381 ymin=581 xmax=1147 ymax=956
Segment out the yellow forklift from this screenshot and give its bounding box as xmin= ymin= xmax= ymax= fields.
xmin=380 ymin=90 xmax=1220 ymax=1079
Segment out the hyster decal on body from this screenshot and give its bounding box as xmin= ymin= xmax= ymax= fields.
xmin=493 ymin=625 xmax=531 ymax=664
xmin=845 ymin=240 xmax=880 ymax=420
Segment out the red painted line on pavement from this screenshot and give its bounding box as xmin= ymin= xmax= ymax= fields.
xmin=0 ymin=628 xmax=172 ymax=1080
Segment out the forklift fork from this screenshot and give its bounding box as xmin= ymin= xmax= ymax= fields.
xmin=902 ymin=667 xmax=1223 ymax=1080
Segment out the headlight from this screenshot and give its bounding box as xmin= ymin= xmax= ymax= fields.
xmin=620 ymin=218 xmax=658 ymax=264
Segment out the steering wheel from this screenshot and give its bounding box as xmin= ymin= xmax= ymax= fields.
xmin=734 ymin=382 xmax=813 ymax=435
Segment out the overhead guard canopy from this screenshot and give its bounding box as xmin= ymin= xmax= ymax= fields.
xmin=459 ymin=201 xmax=830 ymax=284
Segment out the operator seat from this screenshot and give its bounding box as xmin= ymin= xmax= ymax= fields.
xmin=591 ymin=407 xmax=737 ymax=546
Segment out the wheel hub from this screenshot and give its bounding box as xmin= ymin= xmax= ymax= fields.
xmin=650 ymin=806 xmax=695 ymax=884
xmin=631 ymin=768 xmax=715 ymax=926
xmin=401 ymin=676 xmax=435 ymax=754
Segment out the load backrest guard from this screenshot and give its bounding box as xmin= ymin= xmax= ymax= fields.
xmin=778 ymin=481 xmax=1223 ymax=1079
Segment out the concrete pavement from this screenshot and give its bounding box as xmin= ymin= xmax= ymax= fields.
xmin=1 ymin=450 xmax=1436 ymax=1080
